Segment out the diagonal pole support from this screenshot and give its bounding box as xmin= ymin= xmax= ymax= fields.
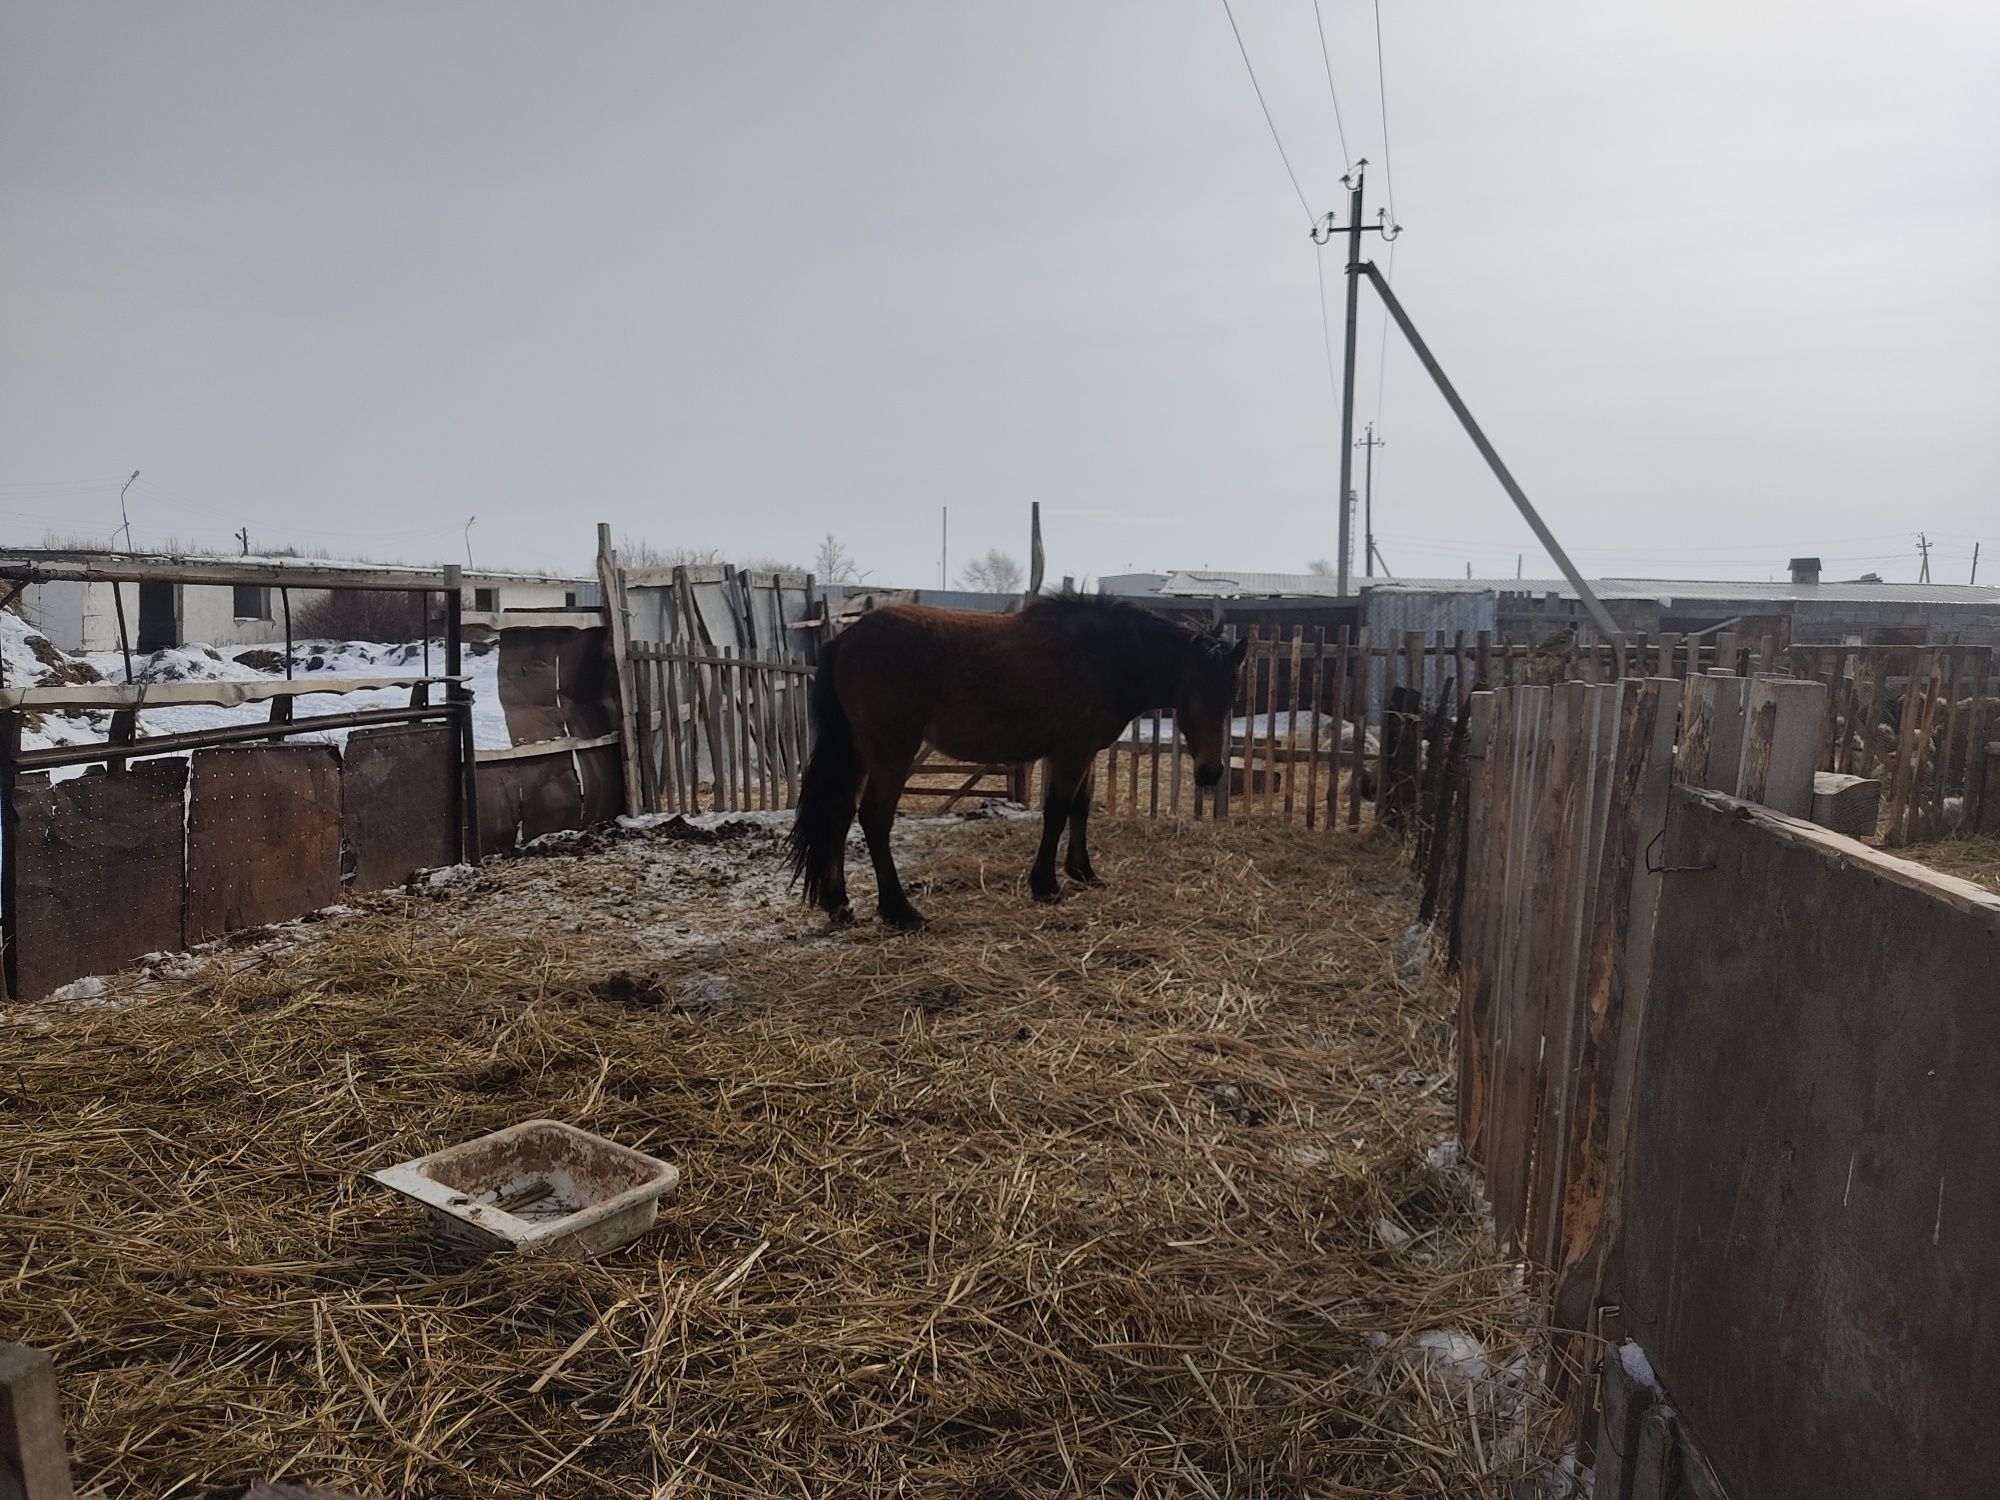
xmin=1360 ymin=260 xmax=1618 ymax=640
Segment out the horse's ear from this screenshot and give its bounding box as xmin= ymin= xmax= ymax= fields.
xmin=1227 ymin=637 xmax=1249 ymax=666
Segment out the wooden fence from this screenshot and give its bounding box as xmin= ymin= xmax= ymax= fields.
xmin=627 ymin=642 xmax=813 ymax=815
xmin=1784 ymin=643 xmax=1992 ymax=842
xmin=611 ymin=612 xmax=1995 ymax=848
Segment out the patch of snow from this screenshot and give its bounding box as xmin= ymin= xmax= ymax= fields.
xmin=1374 ymin=1216 xmax=1414 ymax=1252
xmin=1617 ymin=1340 xmax=1660 ymax=1392
xmin=48 ymin=975 xmax=106 ymax=1003
xmin=1410 ymin=1328 xmax=1490 ymax=1386
xmin=426 ymin=864 xmax=476 ymax=887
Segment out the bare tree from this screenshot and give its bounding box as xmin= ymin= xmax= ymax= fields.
xmin=813 ymin=533 xmax=863 ymax=584
xmin=620 ymin=536 xmax=721 ymax=569
xmin=1306 ymin=557 xmax=1334 ymax=577
xmin=960 ymin=549 xmax=1024 ymax=593
xmin=620 ymin=536 xmax=805 ymax=573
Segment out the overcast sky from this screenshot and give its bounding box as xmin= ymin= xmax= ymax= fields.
xmin=3 ymin=2 xmax=1995 ymax=586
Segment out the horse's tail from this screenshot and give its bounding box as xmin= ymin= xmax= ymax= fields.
xmin=789 ymin=634 xmax=862 ymax=908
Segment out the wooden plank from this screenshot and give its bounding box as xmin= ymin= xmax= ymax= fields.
xmin=1323 ymin=628 xmax=1348 ymax=831
xmin=0 ymin=674 xmax=462 ymax=711
xmin=1823 ymin=646 xmax=1852 ymax=771
xmin=0 ymin=1342 xmax=76 ymax=1500
xmin=1882 ymin=648 xmax=1937 ymax=845
xmin=1675 ymin=672 xmax=1747 ymax=795
xmin=705 ymin=653 xmax=732 ymax=812
xmin=1252 ymin=633 xmax=1271 ymax=817
xmin=1127 ymin=696 xmax=1141 ymax=815
xmin=1934 ymin=645 xmax=1962 ymax=832
xmin=630 ymin=650 xmax=659 ymax=811
xmin=1470 ymin=685 xmax=1524 ymax=1165
xmin=1105 ymin=705 xmax=1120 ymax=815
xmin=1348 ymin=629 xmax=1371 ymax=829
xmin=1476 ymin=628 xmax=1492 ymax=690
xmin=1169 ymin=695 xmax=1185 ymax=817
xmin=1303 ymin=633 xmax=1324 ymax=831
xmin=1149 ymin=708 xmax=1163 ymax=818
xmin=1487 ymin=684 xmax=1555 ymax=1250
xmin=1737 ymin=677 xmax=1830 ymax=818
xmin=596 ymin=526 xmax=645 ymax=819
xmin=1282 ymin=627 xmax=1303 ymax=822
xmin=1964 ymin=648 xmax=1992 ymax=832
xmin=1593 ymin=1338 xmax=1659 ymax=1500
xmin=1454 ymin=690 xmax=1498 ymax=1150
xmin=1550 ymin=681 xmax=1666 ymax=1330
xmin=475 ymin=731 xmax=623 ymax=763
xmin=1528 ymin=682 xmax=1619 ymax=1268
xmin=655 ymin=654 xmax=682 ymax=813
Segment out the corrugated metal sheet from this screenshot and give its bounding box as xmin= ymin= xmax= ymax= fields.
xmin=820 ymin=585 xmax=1019 ymax=614
xmin=1108 ymin=570 xmax=2000 ymax=608
xmin=1374 ymin=578 xmax=2000 ymax=606
xmin=1365 ymin=590 xmax=1496 ymax=713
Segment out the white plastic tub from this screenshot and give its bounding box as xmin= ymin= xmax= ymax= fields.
xmin=371 ymin=1119 xmax=678 ymax=1258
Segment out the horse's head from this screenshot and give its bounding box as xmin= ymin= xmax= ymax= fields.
xmin=1178 ymin=632 xmax=1249 ymax=789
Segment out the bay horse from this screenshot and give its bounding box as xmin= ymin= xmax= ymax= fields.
xmin=789 ymin=595 xmax=1247 ymax=930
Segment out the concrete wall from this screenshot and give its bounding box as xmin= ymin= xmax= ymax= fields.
xmin=22 ymin=580 xmax=332 ymax=653
xmin=1622 ymin=790 xmax=2000 ymax=1500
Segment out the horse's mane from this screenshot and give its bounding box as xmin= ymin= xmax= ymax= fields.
xmin=1021 ymin=592 xmax=1202 ymax=635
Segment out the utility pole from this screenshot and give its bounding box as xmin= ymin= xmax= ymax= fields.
xmin=940 ymin=507 xmax=948 ymax=590
xmin=1972 ymin=542 xmax=1980 ymax=584
xmin=235 ymin=526 xmax=251 ymax=555
xmin=1332 ymin=169 xmax=1364 ymax=598
xmin=1917 ymin=532 xmax=1932 ymax=583
xmin=1310 ymin=163 xmax=1398 ymax=598
xmin=1357 ymin=421 xmax=1385 ymax=578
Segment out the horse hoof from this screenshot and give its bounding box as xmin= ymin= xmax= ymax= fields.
xmin=1066 ymin=870 xmax=1105 ymax=888
xmin=881 ymin=907 xmax=926 ymax=933
xmin=827 ymin=905 xmax=856 ymax=927
xmin=1032 ymin=886 xmax=1063 ymax=905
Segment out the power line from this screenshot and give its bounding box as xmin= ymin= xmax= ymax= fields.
xmin=1314 ymin=249 xmax=1342 ymax=414
xmin=1308 ymin=0 xmax=1353 ymax=170
xmin=1372 ymin=0 xmax=1398 ymax=224
xmin=1218 ymin=0 xmax=1315 ymax=223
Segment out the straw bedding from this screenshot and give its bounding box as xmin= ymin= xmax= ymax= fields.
xmin=2 ymin=813 xmax=1561 ymax=1497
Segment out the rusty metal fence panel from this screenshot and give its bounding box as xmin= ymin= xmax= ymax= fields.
xmin=341 ymin=725 xmax=456 ymax=893
xmin=15 ymin=761 xmax=187 ymax=1001
xmin=186 ymin=745 xmax=343 ymax=942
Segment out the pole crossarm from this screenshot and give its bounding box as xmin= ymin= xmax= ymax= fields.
xmin=1358 ymin=260 xmax=1618 ymax=640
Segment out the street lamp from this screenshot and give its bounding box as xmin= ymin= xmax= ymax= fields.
xmin=118 ymin=470 xmax=140 ymax=551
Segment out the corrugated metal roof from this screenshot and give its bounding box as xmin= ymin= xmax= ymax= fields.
xmin=1115 ymin=570 xmax=2000 ymax=607
xmin=1374 ymin=578 xmax=2000 ymax=605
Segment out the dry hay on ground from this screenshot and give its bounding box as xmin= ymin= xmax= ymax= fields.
xmin=1896 ymin=830 xmax=2000 ymax=894
xmin=2 ymin=814 xmax=1561 ymax=1498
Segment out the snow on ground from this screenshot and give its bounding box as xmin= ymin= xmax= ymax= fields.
xmin=15 ymin=626 xmax=510 ymax=779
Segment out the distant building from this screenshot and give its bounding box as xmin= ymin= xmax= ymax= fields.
xmin=1100 ymin=565 xmax=2000 ymax=648
xmin=7 ymin=548 xmax=594 ymax=654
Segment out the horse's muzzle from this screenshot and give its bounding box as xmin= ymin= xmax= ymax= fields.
xmin=1194 ymin=763 xmax=1223 ymax=789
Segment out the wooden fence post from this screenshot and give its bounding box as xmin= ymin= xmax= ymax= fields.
xmin=1737 ymin=678 xmax=1829 ymax=817
xmin=0 ymin=1343 xmax=75 ymax=1500
xmin=596 ymin=523 xmax=647 ymax=817
xmin=1676 ymin=672 xmax=1747 ymax=796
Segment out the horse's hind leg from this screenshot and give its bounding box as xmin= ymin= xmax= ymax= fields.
xmin=1031 ymin=752 xmax=1091 ymax=903
xmin=859 ymin=753 xmax=924 ymax=932
xmin=1063 ymin=770 xmax=1103 ymax=886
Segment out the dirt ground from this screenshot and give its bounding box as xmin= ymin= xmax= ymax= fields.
xmin=3 ymin=810 xmax=1560 ymax=1498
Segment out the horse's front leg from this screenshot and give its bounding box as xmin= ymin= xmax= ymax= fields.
xmin=1031 ymin=753 xmax=1090 ymax=903
xmin=859 ymin=754 xmax=924 ymax=931
xmin=1063 ymin=769 xmax=1103 ymax=886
